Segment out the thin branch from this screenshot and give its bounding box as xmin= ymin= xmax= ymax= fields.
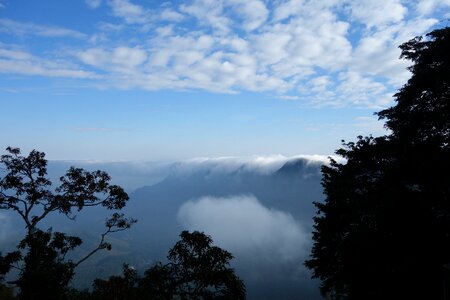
xmin=73 ymin=229 xmax=109 ymax=268
xmin=73 ymin=216 xmax=134 ymax=268
xmin=31 ymin=204 xmax=59 ymax=227
xmin=7 ymin=202 xmax=31 ymax=229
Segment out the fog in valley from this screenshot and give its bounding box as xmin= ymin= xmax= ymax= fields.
xmin=1 ymin=155 xmax=328 ymax=299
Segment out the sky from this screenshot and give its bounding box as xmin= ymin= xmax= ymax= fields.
xmin=0 ymin=0 xmax=449 ymax=161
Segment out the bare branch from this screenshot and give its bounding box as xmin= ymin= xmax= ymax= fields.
xmin=73 ymin=213 xmax=136 ymax=268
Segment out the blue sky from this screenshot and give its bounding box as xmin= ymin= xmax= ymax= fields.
xmin=0 ymin=0 xmax=449 ymax=160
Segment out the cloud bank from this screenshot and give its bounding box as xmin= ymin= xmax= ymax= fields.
xmin=171 ymin=154 xmax=335 ymax=177
xmin=178 ymin=195 xmax=310 ymax=264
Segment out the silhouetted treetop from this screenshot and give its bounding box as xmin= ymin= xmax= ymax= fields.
xmin=89 ymin=231 xmax=246 ymax=300
xmin=0 ymin=147 xmax=129 ymax=230
xmin=0 ymin=147 xmax=136 ymax=300
xmin=378 ymin=27 xmax=450 ymax=147
xmin=144 ymin=230 xmax=245 ymax=300
xmin=306 ymin=27 xmax=450 ymax=300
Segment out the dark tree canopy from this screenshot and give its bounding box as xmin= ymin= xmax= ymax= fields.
xmin=305 ymin=27 xmax=450 ymax=299
xmin=378 ymin=27 xmax=450 ymax=147
xmin=0 ymin=147 xmax=136 ymax=299
xmin=89 ymin=231 xmax=246 ymax=300
xmin=150 ymin=230 xmax=245 ymax=299
xmin=14 ymin=229 xmax=81 ymax=300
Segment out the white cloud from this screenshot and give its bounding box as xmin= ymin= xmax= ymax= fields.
xmin=78 ymin=47 xmax=147 ymax=69
xmin=0 ymin=48 xmax=33 ymax=60
xmin=0 ymin=59 xmax=98 ymax=79
xmin=273 ymin=0 xmax=303 ymax=22
xmin=180 ymin=0 xmax=231 ymax=34
xmin=230 ymin=0 xmax=269 ymax=31
xmin=159 ymin=8 xmax=184 ymax=22
xmin=108 ymin=0 xmax=148 ymax=24
xmin=169 ymin=154 xmax=332 ymax=178
xmin=0 ymin=19 xmax=87 ymax=38
xmin=0 ymin=46 xmax=99 ymax=79
xmin=90 ymin=1 xmax=353 ymax=94
xmin=0 ymin=0 xmax=446 ymax=108
xmin=86 ymin=0 xmax=102 ymax=9
xmin=178 ymin=195 xmax=310 ymax=262
xmin=346 ymin=0 xmax=407 ymax=28
xmin=350 ymin=17 xmax=438 ymax=86
xmin=253 ymin=14 xmax=352 ymax=72
xmin=308 ymin=76 xmax=331 ymax=92
xmin=416 ymin=0 xmax=450 ymax=15
xmin=338 ymin=71 xmax=385 ymax=94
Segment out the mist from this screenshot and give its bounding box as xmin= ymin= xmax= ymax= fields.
xmin=1 ymin=155 xmax=326 ymax=299
xmin=178 ymin=195 xmax=309 ymax=263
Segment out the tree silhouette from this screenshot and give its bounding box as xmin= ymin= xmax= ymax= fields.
xmin=90 ymin=231 xmax=246 ymax=300
xmin=143 ymin=230 xmax=245 ymax=299
xmin=14 ymin=229 xmax=81 ymax=300
xmin=91 ymin=264 xmax=138 ymax=300
xmin=0 ymin=147 xmax=136 ymax=299
xmin=305 ymin=27 xmax=450 ymax=299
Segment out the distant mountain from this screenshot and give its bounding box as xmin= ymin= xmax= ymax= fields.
xmin=124 ymin=157 xmax=325 ymax=299
xmin=1 ymin=156 xmax=327 ymax=299
xmin=130 ymin=156 xmax=324 ymax=224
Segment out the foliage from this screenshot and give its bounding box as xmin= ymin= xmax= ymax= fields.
xmin=14 ymin=229 xmax=80 ymax=300
xmin=90 ymin=264 xmax=138 ymax=300
xmin=0 ymin=147 xmax=136 ymax=299
xmin=305 ymin=27 xmax=450 ymax=299
xmin=89 ymin=231 xmax=246 ymax=300
xmin=378 ymin=27 xmax=450 ymax=147
xmin=145 ymin=230 xmax=245 ymax=299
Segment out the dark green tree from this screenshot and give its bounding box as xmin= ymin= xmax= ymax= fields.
xmin=305 ymin=27 xmax=450 ymax=299
xmin=0 ymin=147 xmax=136 ymax=299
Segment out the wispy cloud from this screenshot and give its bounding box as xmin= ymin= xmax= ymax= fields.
xmin=0 ymin=19 xmax=87 ymax=38
xmin=0 ymin=46 xmax=98 ymax=79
